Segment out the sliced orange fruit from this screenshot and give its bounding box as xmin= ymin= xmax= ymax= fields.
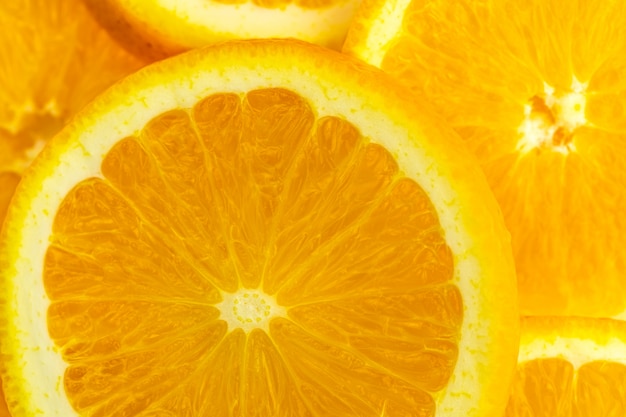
xmin=0 ymin=0 xmax=144 ymax=225
xmin=505 ymin=316 xmax=626 ymax=416
xmin=343 ymin=0 xmax=626 ymax=317
xmin=0 ymin=40 xmax=518 ymax=416
xmin=82 ymin=0 xmax=362 ymax=60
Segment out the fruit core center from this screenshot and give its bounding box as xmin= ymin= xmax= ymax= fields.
xmin=217 ymin=289 xmax=285 ymax=333
xmin=517 ymin=78 xmax=587 ymax=154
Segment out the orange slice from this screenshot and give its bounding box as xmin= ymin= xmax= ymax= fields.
xmin=505 ymin=316 xmax=626 ymax=416
xmin=343 ymin=0 xmax=626 ymax=317
xmin=0 ymin=39 xmax=518 ymax=416
xmin=82 ymin=0 xmax=362 ymax=60
xmin=0 ymin=0 xmax=144 ymax=224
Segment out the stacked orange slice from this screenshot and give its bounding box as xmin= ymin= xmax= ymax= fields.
xmin=0 ymin=40 xmax=518 ymax=417
xmin=343 ymin=0 xmax=626 ymax=318
xmin=82 ymin=0 xmax=363 ymax=59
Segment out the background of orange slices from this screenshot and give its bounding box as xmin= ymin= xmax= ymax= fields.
xmin=0 ymin=0 xmax=143 ymax=225
xmin=0 ymin=1 xmax=142 ymax=415
xmin=341 ymin=0 xmax=626 ymax=415
xmin=1 ymin=0 xmax=625 ymax=416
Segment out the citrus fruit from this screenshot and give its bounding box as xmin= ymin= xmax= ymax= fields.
xmin=0 ymin=0 xmax=144 ymax=226
xmin=343 ymin=0 xmax=626 ymax=317
xmin=82 ymin=0 xmax=362 ymax=60
xmin=505 ymin=316 xmax=626 ymax=416
xmin=0 ymin=39 xmax=518 ymax=416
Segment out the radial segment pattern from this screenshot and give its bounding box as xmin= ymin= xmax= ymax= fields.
xmin=353 ymin=0 xmax=626 ymax=316
xmin=44 ymin=88 xmax=459 ymax=416
xmin=506 ymin=358 xmax=626 ymax=416
xmin=505 ymin=317 xmax=626 ymax=417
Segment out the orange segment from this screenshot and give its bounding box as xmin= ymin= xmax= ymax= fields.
xmin=505 ymin=316 xmax=626 ymax=417
xmin=0 ymin=39 xmax=518 ymax=416
xmin=343 ymin=0 xmax=626 ymax=317
xmin=276 ymin=176 xmax=453 ymax=305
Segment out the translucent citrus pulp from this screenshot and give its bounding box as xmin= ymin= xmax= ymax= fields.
xmin=82 ymin=0 xmax=362 ymax=60
xmin=343 ymin=0 xmax=626 ymax=317
xmin=0 ymin=390 xmax=7 ymax=417
xmin=0 ymin=40 xmax=518 ymax=416
xmin=0 ymin=0 xmax=144 ymax=224
xmin=505 ymin=316 xmax=626 ymax=416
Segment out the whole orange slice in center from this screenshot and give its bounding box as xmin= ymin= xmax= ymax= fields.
xmin=0 ymin=39 xmax=517 ymax=417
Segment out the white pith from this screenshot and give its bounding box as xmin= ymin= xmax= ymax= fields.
xmin=124 ymin=0 xmax=358 ymax=46
xmin=352 ymin=0 xmax=410 ymax=66
xmin=216 ymin=289 xmax=286 ymax=333
xmin=519 ymin=335 xmax=626 ymax=370
xmin=517 ymin=78 xmax=588 ymax=155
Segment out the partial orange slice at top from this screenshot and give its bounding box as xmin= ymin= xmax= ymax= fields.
xmin=82 ymin=0 xmax=362 ymax=60
xmin=506 ymin=316 xmax=626 ymax=417
xmin=343 ymin=0 xmax=626 ymax=317
xmin=0 ymin=39 xmax=518 ymax=417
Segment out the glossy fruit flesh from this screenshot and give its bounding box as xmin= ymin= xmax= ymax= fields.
xmin=46 ymin=89 xmax=459 ymax=416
